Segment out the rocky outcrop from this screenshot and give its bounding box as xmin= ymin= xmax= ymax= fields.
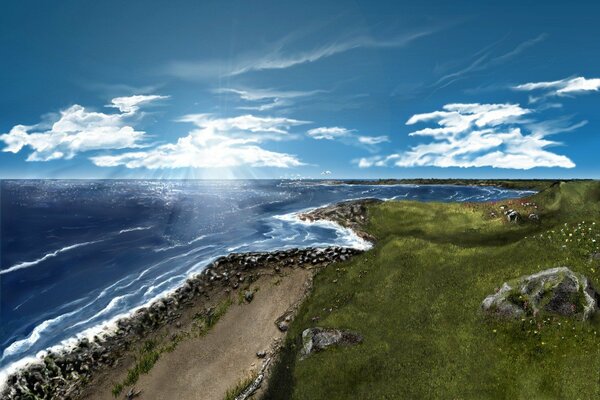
xmin=300 ymin=327 xmax=363 ymax=359
xmin=482 ymin=267 xmax=599 ymax=320
xmin=1 ymin=246 xmax=364 ymax=400
xmin=299 ymin=199 xmax=382 ymax=241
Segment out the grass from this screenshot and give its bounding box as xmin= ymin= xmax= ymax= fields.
xmin=195 ymin=297 xmax=233 ymax=330
xmin=264 ymin=180 xmax=600 ymax=400
xmin=122 ymin=340 xmax=160 ymax=387
xmin=223 ymin=373 xmax=257 ymax=400
xmin=111 ymin=297 xmax=232 ymax=397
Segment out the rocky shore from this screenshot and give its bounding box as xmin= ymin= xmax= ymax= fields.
xmin=2 ymin=201 xmax=376 ymax=400
xmin=2 ymin=246 xmax=363 ymax=400
xmin=299 ymin=198 xmax=382 ymax=242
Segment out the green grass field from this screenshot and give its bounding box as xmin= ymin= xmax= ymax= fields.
xmin=264 ymin=181 xmax=600 ymax=400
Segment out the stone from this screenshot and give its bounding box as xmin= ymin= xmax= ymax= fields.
xmin=300 ymin=327 xmax=363 ymax=358
xmin=256 ymin=351 xmax=267 ymax=358
xmin=506 ymin=210 xmax=521 ymax=223
xmin=482 ymin=267 xmax=599 ymax=320
xmin=244 ymin=291 xmax=254 ymax=303
xmin=277 ymin=321 xmax=289 ymax=332
xmin=528 ymin=213 xmax=540 ymax=221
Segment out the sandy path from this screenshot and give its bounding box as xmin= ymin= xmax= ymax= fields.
xmin=85 ymin=267 xmax=311 ymax=400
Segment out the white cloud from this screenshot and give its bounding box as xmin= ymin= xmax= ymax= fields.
xmin=514 ymin=76 xmax=600 ymax=98
xmin=357 ymin=135 xmax=390 ymax=145
xmin=214 ymin=87 xmax=323 ymax=111
xmin=229 ymin=31 xmax=433 ymax=76
xmin=108 ymin=95 xmax=169 ymax=113
xmin=321 ymin=170 xmax=332 ymax=175
xmin=307 ymin=127 xmax=389 ymax=154
xmin=214 ymin=88 xmax=321 ymax=102
xmin=433 ymin=34 xmax=547 ymax=89
xmin=406 ymin=103 xmax=531 ymax=135
xmin=90 ymin=114 xmax=308 ymax=169
xmin=165 ymin=29 xmax=437 ymax=79
xmin=359 ymin=103 xmax=577 ymax=170
xmin=0 ymin=95 xmax=166 ymax=161
xmin=307 ymin=126 xmax=353 ymax=140
xmin=355 ymin=154 xmax=399 ymax=169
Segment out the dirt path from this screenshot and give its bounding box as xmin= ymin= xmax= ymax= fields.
xmin=85 ymin=267 xmax=311 ymax=400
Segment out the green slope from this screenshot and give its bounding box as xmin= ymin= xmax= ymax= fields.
xmin=264 ymin=181 xmax=600 ymax=400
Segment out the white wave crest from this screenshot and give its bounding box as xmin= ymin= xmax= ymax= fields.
xmin=2 ymin=309 xmax=79 ymax=358
xmin=118 ymin=226 xmax=153 ymax=234
xmin=273 ymin=209 xmax=372 ymax=251
xmin=0 ymin=241 xmax=101 ymax=276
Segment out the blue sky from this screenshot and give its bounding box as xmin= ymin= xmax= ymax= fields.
xmin=1 ymin=0 xmax=599 ymax=179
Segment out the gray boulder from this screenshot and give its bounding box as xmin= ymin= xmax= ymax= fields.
xmin=244 ymin=291 xmax=254 ymax=303
xmin=528 ymin=213 xmax=540 ymax=222
xmin=301 ymin=327 xmax=363 ymax=359
xmin=506 ymin=210 xmax=521 ymax=223
xmin=482 ymin=267 xmax=598 ymax=320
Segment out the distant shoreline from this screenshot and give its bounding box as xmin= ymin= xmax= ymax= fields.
xmin=323 ymin=178 xmax=573 ymax=191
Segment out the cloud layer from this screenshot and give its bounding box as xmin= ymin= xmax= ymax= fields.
xmin=90 ymin=114 xmax=307 ymax=169
xmin=357 ymin=103 xmax=576 ymax=170
xmin=0 ymin=95 xmax=167 ymax=161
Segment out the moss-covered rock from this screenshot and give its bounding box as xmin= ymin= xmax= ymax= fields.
xmin=482 ymin=267 xmax=598 ymax=320
xmin=300 ymin=327 xmax=363 ymax=359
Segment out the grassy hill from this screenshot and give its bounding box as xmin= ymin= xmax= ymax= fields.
xmin=264 ymin=181 xmax=600 ymax=399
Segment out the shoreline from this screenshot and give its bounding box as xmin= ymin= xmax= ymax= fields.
xmin=323 ymin=178 xmax=568 ymax=191
xmin=1 ymin=200 xmax=375 ymax=399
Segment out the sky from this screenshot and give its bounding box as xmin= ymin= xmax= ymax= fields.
xmin=1 ymin=0 xmax=599 ymax=179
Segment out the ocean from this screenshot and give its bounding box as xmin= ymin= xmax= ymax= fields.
xmin=0 ymin=180 xmax=533 ymax=381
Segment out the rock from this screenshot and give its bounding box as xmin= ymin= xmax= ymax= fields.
xmin=277 ymin=321 xmax=289 ymax=332
xmin=482 ymin=267 xmax=598 ymax=320
xmin=300 ymin=327 xmax=363 ymax=358
xmin=298 ymin=199 xmax=381 ymax=242
xmin=591 ymin=253 xmax=600 ymax=261
xmin=244 ymin=291 xmax=254 ymax=303
xmin=506 ymin=210 xmax=521 ymax=223
xmin=256 ymin=351 xmax=267 ymax=358
xmin=126 ymin=387 xmax=142 ymax=399
xmin=528 ymin=213 xmax=540 ymax=222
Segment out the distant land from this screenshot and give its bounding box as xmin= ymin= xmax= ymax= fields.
xmin=327 ymin=178 xmax=596 ymax=191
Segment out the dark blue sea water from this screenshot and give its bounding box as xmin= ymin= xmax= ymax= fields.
xmin=0 ymin=180 xmax=534 ymax=381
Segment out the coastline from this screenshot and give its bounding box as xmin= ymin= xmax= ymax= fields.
xmin=323 ymin=178 xmax=565 ymax=191
xmin=1 ymin=200 xmax=375 ymax=399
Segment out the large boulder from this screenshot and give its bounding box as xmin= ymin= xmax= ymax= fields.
xmin=482 ymin=267 xmax=598 ymax=320
xmin=300 ymin=327 xmax=363 ymax=359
